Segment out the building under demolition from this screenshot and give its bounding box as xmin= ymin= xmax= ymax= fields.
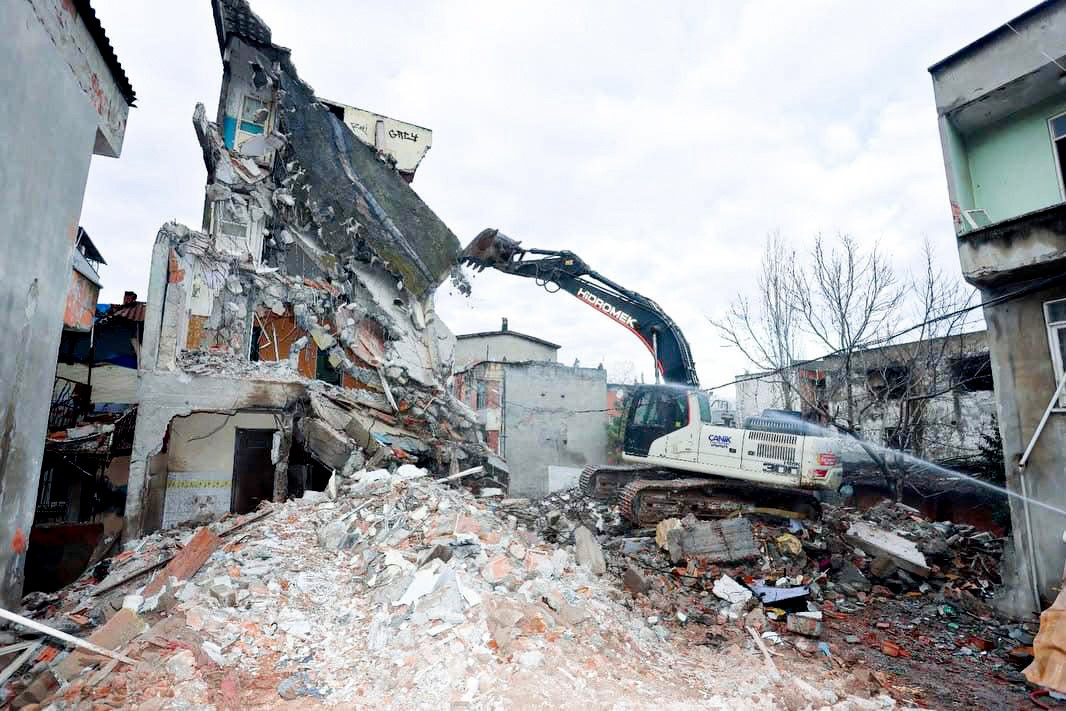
xmin=124 ymin=0 xmax=483 ymax=539
xmin=736 ymin=330 xmax=997 ymax=470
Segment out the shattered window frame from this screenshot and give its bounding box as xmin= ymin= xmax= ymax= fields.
xmin=239 ymin=95 xmax=268 ymax=135
xmin=212 ymin=199 xmax=250 ymax=239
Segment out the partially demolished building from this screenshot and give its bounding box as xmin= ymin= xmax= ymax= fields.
xmin=125 ymin=0 xmax=481 ymax=538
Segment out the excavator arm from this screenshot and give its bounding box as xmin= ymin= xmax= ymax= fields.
xmin=462 ymin=228 xmax=699 ymax=387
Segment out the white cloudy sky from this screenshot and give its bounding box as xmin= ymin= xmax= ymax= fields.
xmin=83 ymin=1 xmax=1030 ymax=396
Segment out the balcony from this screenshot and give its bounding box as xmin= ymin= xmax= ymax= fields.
xmin=958 ymin=202 xmax=1066 ymax=287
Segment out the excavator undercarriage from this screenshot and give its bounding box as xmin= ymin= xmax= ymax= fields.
xmin=580 ymin=464 xmax=822 ymax=527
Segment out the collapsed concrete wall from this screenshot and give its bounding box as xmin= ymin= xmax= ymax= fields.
xmin=125 ymin=0 xmax=484 ymax=537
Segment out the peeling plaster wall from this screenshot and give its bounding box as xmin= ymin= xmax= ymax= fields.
xmin=0 ymin=0 xmax=129 ymax=606
xmin=163 ymin=411 xmax=279 ymax=527
xmin=23 ymin=0 xmax=130 ymax=157
xmin=63 ymin=268 xmax=100 ymax=331
xmin=125 ymin=371 xmax=303 ymax=538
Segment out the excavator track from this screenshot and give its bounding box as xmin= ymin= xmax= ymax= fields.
xmin=618 ymin=477 xmax=822 ymax=527
xmin=580 ymin=464 xmax=671 ymax=501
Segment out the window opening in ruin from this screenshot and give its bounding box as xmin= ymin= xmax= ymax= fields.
xmin=1044 ymin=298 xmax=1066 ymax=406
xmin=866 ymin=366 xmax=909 ymax=400
xmin=237 ymin=95 xmax=269 ymax=149
xmin=250 ymin=324 xmax=262 ymax=361
xmin=951 ymin=353 xmax=993 ymax=392
xmin=476 ymin=381 xmax=486 ymax=410
xmin=315 ymin=348 xmax=341 ymax=386
xmin=213 ymin=199 xmax=249 ymax=239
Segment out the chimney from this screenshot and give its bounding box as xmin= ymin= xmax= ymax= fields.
xmin=123 ymin=290 xmax=137 ymax=305
xmin=501 ymin=317 xmax=509 ymax=332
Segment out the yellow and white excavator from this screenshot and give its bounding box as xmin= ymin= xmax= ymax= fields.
xmin=463 ymin=228 xmax=844 ymax=526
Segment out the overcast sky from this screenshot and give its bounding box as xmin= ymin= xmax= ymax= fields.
xmin=82 ymin=1 xmax=1032 ymax=397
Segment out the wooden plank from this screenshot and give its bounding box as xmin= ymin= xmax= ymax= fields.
xmin=0 ymin=608 xmax=140 ymax=677
xmin=93 ymin=510 xmax=272 ymax=597
xmin=0 ymin=642 xmax=40 ymax=686
xmin=142 ymin=527 xmax=220 ymax=597
xmin=667 ymin=517 xmax=758 ymax=563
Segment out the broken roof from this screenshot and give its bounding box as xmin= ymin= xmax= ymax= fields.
xmin=208 ymin=0 xmax=462 ymax=297
xmin=211 ymin=0 xmax=273 ymax=57
xmin=277 ymin=74 xmax=460 ymax=296
xmin=73 ymin=1 xmax=136 ymax=105
xmin=75 ymin=227 xmax=106 ymax=265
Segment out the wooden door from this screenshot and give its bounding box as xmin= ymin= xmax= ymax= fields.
xmin=231 ymin=429 xmax=275 ymax=514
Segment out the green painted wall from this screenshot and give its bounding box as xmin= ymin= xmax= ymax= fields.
xmin=964 ymin=95 xmax=1066 ymax=224
xmin=943 ymin=119 xmax=974 ymax=212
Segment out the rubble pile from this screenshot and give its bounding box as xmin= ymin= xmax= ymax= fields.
xmin=1 ymin=470 xmax=896 ymax=709
xmin=517 ymin=490 xmax=1034 ymax=707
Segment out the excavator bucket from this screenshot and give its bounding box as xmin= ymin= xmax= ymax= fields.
xmin=461 ymin=228 xmax=525 ymax=271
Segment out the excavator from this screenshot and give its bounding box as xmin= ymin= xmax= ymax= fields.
xmin=462 ymin=228 xmax=845 ymax=526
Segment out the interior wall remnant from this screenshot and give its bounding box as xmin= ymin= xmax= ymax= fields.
xmin=164 ymin=411 xmax=279 ymax=527
xmin=140 ymin=452 xmax=169 ymax=535
xmin=125 ymin=370 xmax=304 ymax=538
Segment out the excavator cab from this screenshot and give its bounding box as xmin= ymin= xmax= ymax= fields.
xmin=623 ymin=385 xmax=691 ymax=457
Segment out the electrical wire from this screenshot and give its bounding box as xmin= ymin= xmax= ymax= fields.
xmin=703 ymin=270 xmax=1066 ymax=394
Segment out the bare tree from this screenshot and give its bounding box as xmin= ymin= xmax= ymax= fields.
xmin=711 ymin=232 xmax=801 ymax=410
xmin=790 ymin=234 xmax=905 ymax=429
xmin=859 ymin=240 xmax=981 ymax=498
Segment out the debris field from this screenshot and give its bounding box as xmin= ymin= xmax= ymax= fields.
xmin=3 ymin=468 xmax=912 ymax=710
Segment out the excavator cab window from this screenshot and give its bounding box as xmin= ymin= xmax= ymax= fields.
xmin=696 ymin=392 xmax=713 ymax=423
xmin=624 ymin=387 xmax=690 ymax=456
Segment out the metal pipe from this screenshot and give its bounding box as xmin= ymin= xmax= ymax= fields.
xmin=1020 ymin=372 xmax=1066 ymax=467
xmin=1015 ymin=371 xmax=1066 ymax=612
xmin=1018 ymin=471 xmax=1043 ymax=612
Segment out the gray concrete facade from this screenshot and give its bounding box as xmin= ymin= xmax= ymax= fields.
xmin=930 ymin=0 xmax=1066 ymax=616
xmin=983 ymin=280 xmax=1066 ymax=616
xmin=0 ymin=0 xmax=131 ymax=606
xmin=502 ymin=362 xmax=607 ymax=498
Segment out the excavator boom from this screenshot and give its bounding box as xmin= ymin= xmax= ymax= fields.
xmin=462 ymin=228 xmax=700 ymax=387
